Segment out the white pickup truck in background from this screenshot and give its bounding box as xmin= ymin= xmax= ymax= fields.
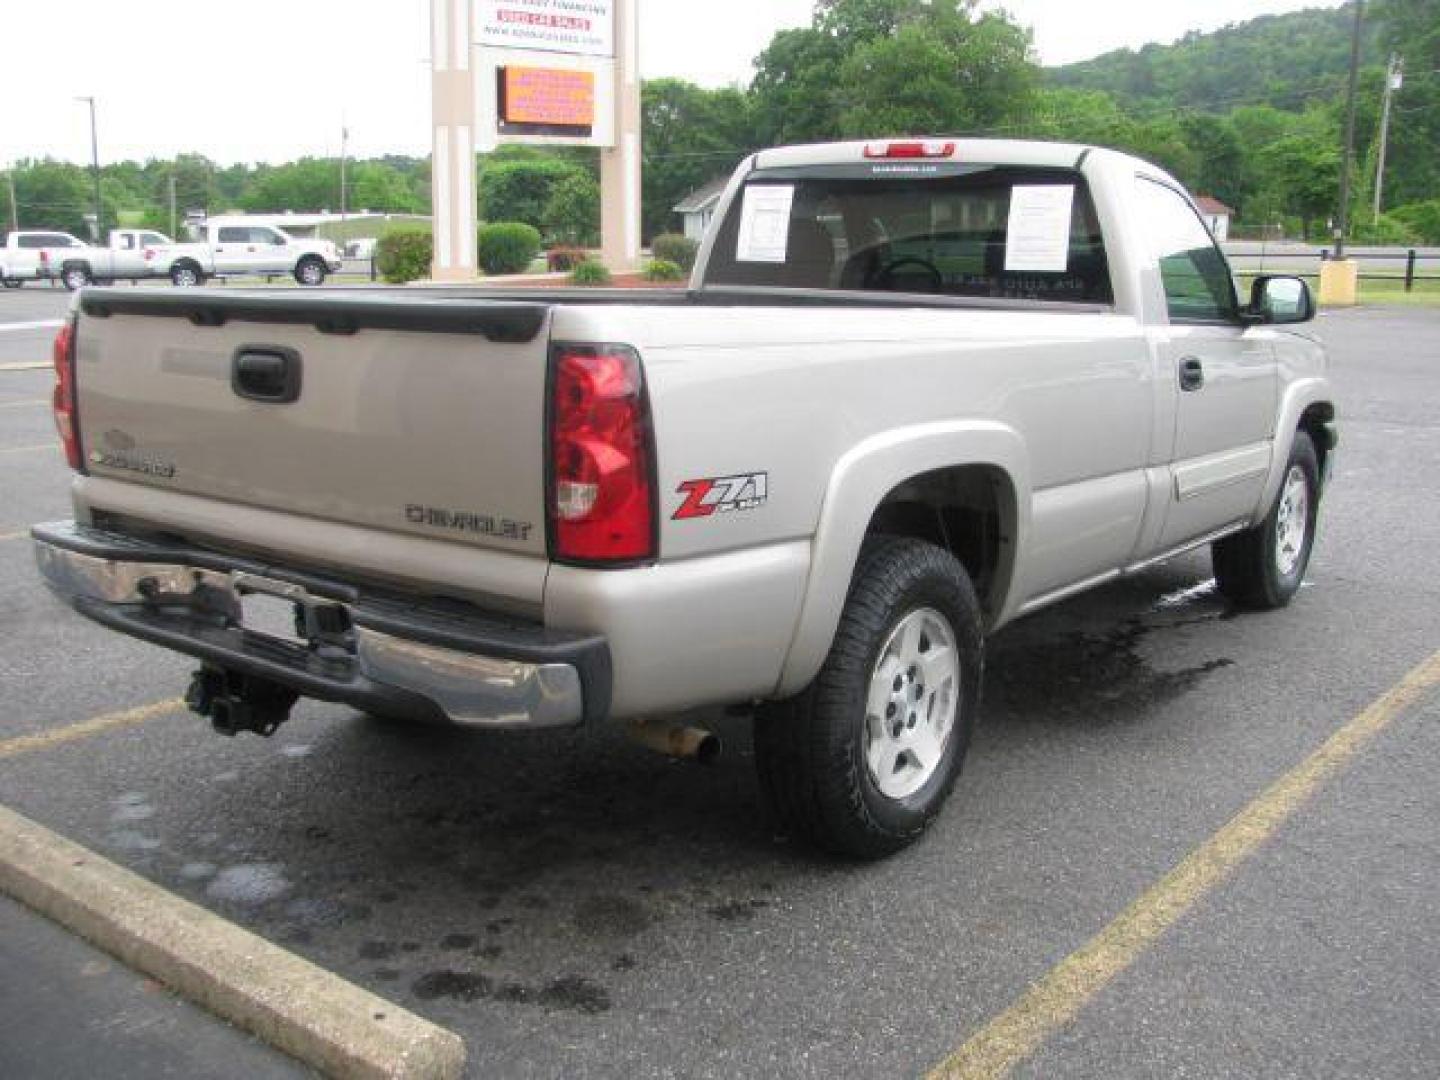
xmin=0 ymin=230 xmax=88 ymax=287
xmin=155 ymin=219 xmax=343 ymax=287
xmin=51 ymin=229 xmax=177 ymax=290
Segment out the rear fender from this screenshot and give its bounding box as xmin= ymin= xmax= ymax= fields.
xmin=776 ymin=420 xmax=1030 ymax=697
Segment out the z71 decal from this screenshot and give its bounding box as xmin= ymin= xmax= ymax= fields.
xmin=673 ymin=473 xmax=769 ymax=520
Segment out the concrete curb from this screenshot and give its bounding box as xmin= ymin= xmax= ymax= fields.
xmin=0 ymin=803 xmax=465 ymax=1079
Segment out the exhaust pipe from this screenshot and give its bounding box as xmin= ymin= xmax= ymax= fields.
xmin=626 ymin=717 xmax=722 ymax=764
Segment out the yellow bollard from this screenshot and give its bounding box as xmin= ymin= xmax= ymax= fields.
xmin=1318 ymin=259 xmax=1359 ymax=307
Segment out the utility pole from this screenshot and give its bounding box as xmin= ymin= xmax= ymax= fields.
xmin=1373 ymin=54 xmax=1403 ymax=223
xmin=1335 ymin=0 xmax=1364 ymax=259
xmin=168 ymin=174 xmax=177 ymax=238
xmin=6 ymin=170 xmax=18 ymax=232
xmin=339 ymin=119 xmax=349 ymax=229
xmin=76 ymin=96 xmax=102 ymax=241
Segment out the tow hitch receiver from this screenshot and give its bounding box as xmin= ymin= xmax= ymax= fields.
xmin=186 ymin=666 xmax=299 ymax=737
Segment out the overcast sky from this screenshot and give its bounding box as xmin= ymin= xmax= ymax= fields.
xmin=4 ymin=0 xmax=1344 ymax=167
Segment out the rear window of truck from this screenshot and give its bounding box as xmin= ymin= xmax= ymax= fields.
xmin=706 ymin=165 xmax=1112 ymax=305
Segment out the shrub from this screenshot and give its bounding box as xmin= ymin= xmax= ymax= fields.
xmin=1353 ymin=212 xmax=1418 ymax=246
xmin=651 ymin=232 xmax=699 ymax=271
xmin=546 ymin=246 xmax=589 ymax=273
xmin=479 ymin=160 xmax=587 ymax=231
xmin=544 ymin=172 xmax=600 ymax=246
xmin=569 ymin=259 xmax=612 ymax=286
xmin=477 ymin=222 xmax=542 ymax=276
xmin=373 ymin=227 xmax=433 ymax=284
xmin=643 ymin=258 xmax=685 ymax=283
xmin=1389 ymin=200 xmax=1440 ymax=245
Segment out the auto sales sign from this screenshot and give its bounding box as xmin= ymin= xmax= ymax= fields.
xmin=478 ymin=0 xmax=615 ymax=58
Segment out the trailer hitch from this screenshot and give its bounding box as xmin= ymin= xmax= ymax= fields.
xmin=185 ymin=666 xmax=298 ymax=737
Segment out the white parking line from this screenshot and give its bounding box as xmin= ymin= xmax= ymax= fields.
xmin=0 ymin=320 xmax=63 ymax=333
xmin=0 ymin=363 xmax=49 ymax=372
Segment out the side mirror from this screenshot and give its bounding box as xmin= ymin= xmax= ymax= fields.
xmin=1248 ymin=275 xmax=1315 ymax=325
xmin=273 ymin=236 xmax=287 ymax=246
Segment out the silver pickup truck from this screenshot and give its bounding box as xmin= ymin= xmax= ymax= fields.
xmin=34 ymin=138 xmax=1335 ymax=858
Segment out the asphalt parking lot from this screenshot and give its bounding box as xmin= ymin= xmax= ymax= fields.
xmin=1 ymin=285 xmax=1437 ymax=1078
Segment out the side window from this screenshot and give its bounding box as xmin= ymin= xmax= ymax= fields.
xmin=119 ymin=234 xmax=136 ymax=250
xmin=218 ymin=227 xmax=247 ymax=243
xmin=18 ymin=235 xmax=46 ymax=249
xmin=141 ymin=233 xmax=166 ymax=246
xmin=256 ymin=229 xmax=284 ymax=245
xmin=1135 ymin=178 xmax=1237 ymax=322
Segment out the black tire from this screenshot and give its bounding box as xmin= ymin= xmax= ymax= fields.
xmin=295 ymin=257 xmax=327 ymax=286
xmin=61 ymin=264 xmax=92 ymax=291
xmin=170 ymin=262 xmax=203 ymax=287
xmin=1213 ymin=430 xmax=1320 ymax=609
xmin=754 ymin=535 xmax=984 ymax=860
xmin=1 ymin=278 xmax=21 ymax=289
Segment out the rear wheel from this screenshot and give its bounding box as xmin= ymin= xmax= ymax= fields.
xmin=295 ymin=257 xmax=327 ymax=286
xmin=1213 ymin=430 xmax=1320 ymax=609
xmin=1 ymin=279 xmax=21 ymax=289
xmin=754 ymin=536 xmax=983 ymax=859
xmin=61 ymin=265 xmax=92 ymax=291
xmin=170 ymin=262 xmax=203 ymax=287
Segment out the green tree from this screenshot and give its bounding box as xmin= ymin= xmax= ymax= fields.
xmin=478 ymin=159 xmax=587 ymax=230
xmin=10 ymin=160 xmax=92 ymax=235
xmin=642 ymin=78 xmax=755 ymax=239
xmin=544 ymin=171 xmax=600 ymax=245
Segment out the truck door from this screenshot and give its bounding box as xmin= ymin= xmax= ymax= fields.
xmin=1133 ymin=177 xmax=1278 ymax=552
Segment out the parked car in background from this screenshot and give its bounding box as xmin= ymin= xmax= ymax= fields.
xmin=0 ymin=230 xmax=87 ymax=287
xmin=154 ymin=218 xmax=343 ymax=287
xmin=53 ymin=229 xmax=176 ymax=290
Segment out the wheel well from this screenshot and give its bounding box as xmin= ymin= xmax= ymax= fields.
xmin=1299 ymin=402 xmax=1335 ymax=479
xmin=865 ymin=465 xmax=1016 ymax=621
xmin=172 ymin=258 xmax=201 ymax=271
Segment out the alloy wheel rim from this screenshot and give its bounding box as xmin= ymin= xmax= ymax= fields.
xmin=864 ymin=607 xmax=960 ymax=800
xmin=1275 ymin=465 xmax=1310 ymax=577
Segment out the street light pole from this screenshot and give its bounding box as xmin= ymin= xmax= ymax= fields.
xmin=76 ymin=96 xmax=102 ymax=241
xmin=5 ymin=169 xmax=18 ymax=232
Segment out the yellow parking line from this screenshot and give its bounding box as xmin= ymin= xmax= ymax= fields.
xmin=0 ymin=700 xmax=183 ymax=761
xmin=930 ymin=648 xmax=1440 ymax=1080
xmin=0 ymin=398 xmax=48 ymax=409
xmin=0 ymin=443 xmax=54 ymax=455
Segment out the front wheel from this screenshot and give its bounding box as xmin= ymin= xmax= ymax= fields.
xmin=295 ymin=257 xmax=327 ymax=286
xmin=754 ymin=536 xmax=984 ymax=859
xmin=1213 ymin=430 xmax=1320 ymax=609
xmin=1 ymin=279 xmax=21 ymax=289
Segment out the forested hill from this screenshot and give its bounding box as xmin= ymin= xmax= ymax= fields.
xmin=1049 ymin=4 xmax=1383 ymax=116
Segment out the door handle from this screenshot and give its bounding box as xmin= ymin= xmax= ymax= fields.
xmin=1179 ymin=356 xmax=1205 ymax=392
xmin=232 ymin=346 xmax=302 ymax=403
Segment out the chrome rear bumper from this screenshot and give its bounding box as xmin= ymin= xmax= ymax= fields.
xmin=32 ymin=521 xmax=610 ymax=729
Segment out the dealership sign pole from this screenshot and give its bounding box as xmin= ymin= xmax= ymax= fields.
xmin=431 ymin=0 xmax=640 ymax=280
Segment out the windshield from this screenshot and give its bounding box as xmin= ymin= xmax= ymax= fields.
xmin=706 ymin=165 xmax=1112 ymax=305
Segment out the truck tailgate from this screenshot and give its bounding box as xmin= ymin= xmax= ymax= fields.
xmin=73 ymin=290 xmax=552 ymax=559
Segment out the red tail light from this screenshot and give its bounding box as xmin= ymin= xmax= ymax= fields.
xmin=548 ymin=345 xmax=655 ymax=565
xmin=52 ymin=318 xmax=84 ymax=471
xmin=863 ymin=141 xmax=956 ymax=160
